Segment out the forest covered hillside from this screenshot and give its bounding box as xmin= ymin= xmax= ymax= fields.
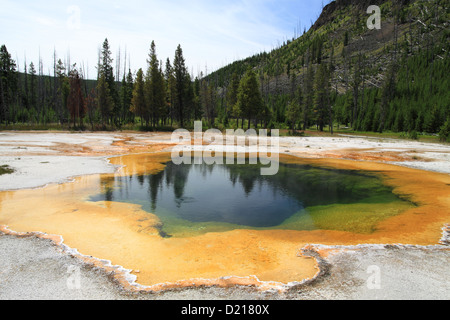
xmin=208 ymin=0 xmax=449 ymax=138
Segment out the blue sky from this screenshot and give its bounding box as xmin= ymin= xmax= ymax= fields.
xmin=0 ymin=0 xmax=332 ymax=79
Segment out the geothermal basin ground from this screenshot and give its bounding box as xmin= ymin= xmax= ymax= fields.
xmin=0 ymin=131 xmax=449 ymax=300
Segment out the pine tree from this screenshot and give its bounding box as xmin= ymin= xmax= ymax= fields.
xmin=236 ymin=67 xmax=263 ymax=129
xmin=131 ymin=68 xmax=145 ymax=126
xmin=344 ymin=31 xmax=349 ymax=47
xmin=67 ymin=65 xmax=85 ymax=128
xmin=145 ymin=41 xmax=166 ymax=128
xmin=200 ymin=79 xmax=217 ymax=127
xmin=313 ymin=63 xmax=330 ymax=132
xmin=0 ymin=45 xmax=17 ymax=124
xmin=184 ymin=72 xmax=195 ymax=123
xmin=351 ymin=53 xmax=363 ymax=129
xmin=286 ymin=85 xmax=303 ymax=131
xmin=378 ymin=61 xmax=398 ymax=133
xmin=98 ymin=38 xmax=117 ymax=125
xmin=173 ymin=45 xmax=188 ymax=127
xmin=439 ymin=117 xmax=450 ymax=142
xmin=85 ymin=88 xmax=97 ymax=130
xmin=96 ymin=73 xmax=114 ymax=127
xmin=29 ymin=62 xmax=37 ymax=113
xmin=227 ymin=72 xmax=240 ymax=123
xmin=164 ymin=58 xmax=176 ymax=126
xmin=192 ymin=77 xmax=202 ymax=121
xmin=100 ymin=39 xmax=115 ymax=91
xmin=55 ymin=59 xmax=69 ymax=125
xmin=303 ymin=59 xmax=315 ymax=130
xmin=120 ymin=69 xmax=134 ymax=124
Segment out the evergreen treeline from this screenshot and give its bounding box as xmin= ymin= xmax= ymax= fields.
xmin=0 ymin=39 xmax=205 ymax=131
xmin=0 ymin=37 xmax=274 ymax=132
xmin=0 ymin=0 xmax=449 ymax=142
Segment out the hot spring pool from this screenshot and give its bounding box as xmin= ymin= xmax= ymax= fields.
xmin=90 ymin=157 xmax=414 ymax=237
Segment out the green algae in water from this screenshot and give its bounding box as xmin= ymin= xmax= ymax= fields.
xmin=0 ymin=165 xmax=14 ymax=176
xmin=90 ymin=160 xmax=414 ymax=237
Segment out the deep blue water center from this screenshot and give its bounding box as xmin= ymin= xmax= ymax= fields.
xmin=90 ymin=159 xmax=395 ymax=235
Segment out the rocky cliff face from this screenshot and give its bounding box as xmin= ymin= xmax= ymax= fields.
xmin=312 ymin=0 xmax=410 ymax=30
xmin=209 ymin=0 xmax=448 ymax=133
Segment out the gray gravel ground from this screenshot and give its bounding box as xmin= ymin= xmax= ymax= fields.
xmin=291 ymin=244 xmax=450 ymax=300
xmin=1 ymin=233 xmax=448 ymax=300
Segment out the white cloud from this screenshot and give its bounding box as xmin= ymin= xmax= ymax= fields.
xmin=34 ymin=16 xmax=58 ymax=27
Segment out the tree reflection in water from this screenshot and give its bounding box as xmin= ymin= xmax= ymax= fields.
xmin=92 ymin=159 xmax=397 ymax=230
